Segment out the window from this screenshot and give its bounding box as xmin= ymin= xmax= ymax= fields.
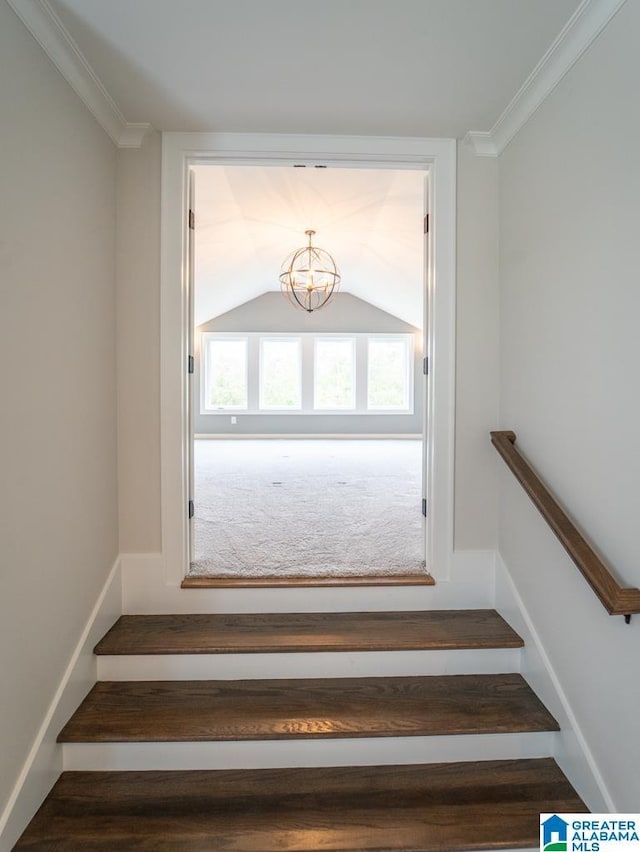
xmin=367 ymin=337 xmax=413 ymax=411
xmin=201 ymin=336 xmax=248 ymax=410
xmin=259 ymin=337 xmax=302 ymax=410
xmin=199 ymin=332 xmax=415 ymax=415
xmin=314 ymin=337 xmax=356 ymax=410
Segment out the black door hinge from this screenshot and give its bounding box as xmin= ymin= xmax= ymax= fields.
xmin=424 ymin=213 xmax=429 ymax=234
xmin=423 ymin=356 xmax=429 ymax=376
xmin=188 ymin=209 xmax=195 ymax=230
xmin=188 ymin=499 xmax=194 ymax=519
xmin=188 ymin=355 xmax=194 ymax=374
xmin=422 ymin=498 xmax=427 ymax=517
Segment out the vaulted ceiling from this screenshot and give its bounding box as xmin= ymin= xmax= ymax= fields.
xmin=193 ymin=166 xmax=425 ymax=327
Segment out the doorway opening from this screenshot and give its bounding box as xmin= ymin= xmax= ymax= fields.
xmin=187 ymin=164 xmax=429 ymax=583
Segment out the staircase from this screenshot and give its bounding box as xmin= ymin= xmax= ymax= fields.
xmin=15 ymin=608 xmax=586 ymax=850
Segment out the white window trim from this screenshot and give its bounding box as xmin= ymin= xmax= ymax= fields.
xmin=367 ymin=335 xmax=414 ymax=412
xmin=200 ymin=333 xmax=248 ymax=412
xmin=199 ymin=332 xmax=415 ymax=416
xmin=259 ymin=336 xmax=302 ymax=411
xmin=313 ymin=336 xmax=357 ymax=411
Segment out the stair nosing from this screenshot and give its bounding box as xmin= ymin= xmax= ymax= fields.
xmin=94 ymin=610 xmax=525 ymax=656
xmin=15 ymin=759 xmax=588 ymax=851
xmin=57 ymin=673 xmax=559 ymax=744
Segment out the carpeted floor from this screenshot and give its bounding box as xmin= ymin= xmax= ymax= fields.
xmin=189 ymin=439 xmax=425 ymax=578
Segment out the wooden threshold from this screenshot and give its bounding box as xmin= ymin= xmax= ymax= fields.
xmin=181 ymin=572 xmax=435 ymax=589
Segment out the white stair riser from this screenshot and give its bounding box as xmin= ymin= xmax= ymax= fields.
xmin=121 ymin=553 xmax=496 ymax=614
xmin=63 ymin=731 xmax=554 ymax=772
xmin=97 ymin=648 xmax=522 ymax=680
xmin=130 ymin=584 xmax=448 ymax=614
xmin=124 ymin=587 xmax=494 ymax=614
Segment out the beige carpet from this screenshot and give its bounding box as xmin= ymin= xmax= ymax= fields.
xmin=189 ymin=439 xmax=425 ymax=578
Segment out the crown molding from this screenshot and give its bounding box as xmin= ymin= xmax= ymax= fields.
xmin=6 ymin=0 xmax=151 ymax=148
xmin=118 ymin=123 xmax=153 ymax=148
xmin=9 ymin=0 xmax=626 ymax=155
xmin=464 ymin=0 xmax=628 ymax=157
xmin=461 ymin=131 xmax=496 ymax=158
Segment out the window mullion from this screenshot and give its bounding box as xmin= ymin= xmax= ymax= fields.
xmin=301 ymin=335 xmax=314 ymax=412
xmin=247 ymin=334 xmax=260 ymax=411
xmin=355 ymin=336 xmax=368 ymax=413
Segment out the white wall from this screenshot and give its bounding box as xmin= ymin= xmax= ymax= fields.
xmin=0 ymin=0 xmax=118 ymax=828
xmin=455 ymin=146 xmax=499 ymax=549
xmin=195 ymin=292 xmax=423 ymax=435
xmin=116 ymin=132 xmax=162 ymax=552
xmin=498 ymin=0 xmax=640 ymax=810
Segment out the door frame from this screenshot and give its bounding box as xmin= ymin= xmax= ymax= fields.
xmin=160 ymin=132 xmax=456 ymax=588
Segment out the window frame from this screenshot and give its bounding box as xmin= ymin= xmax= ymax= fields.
xmin=313 ymin=336 xmax=357 ymax=412
xmin=200 ymin=333 xmax=249 ymax=412
xmin=258 ymin=336 xmax=302 ymax=411
xmin=366 ymin=335 xmax=415 ymax=413
xmin=199 ymin=331 xmax=416 ymax=415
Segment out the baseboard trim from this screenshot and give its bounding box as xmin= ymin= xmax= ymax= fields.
xmin=494 ymin=552 xmax=613 ymax=812
xmin=0 ymin=558 xmax=122 ymax=852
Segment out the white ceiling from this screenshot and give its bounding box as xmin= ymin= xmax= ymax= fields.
xmin=193 ymin=166 xmax=425 ymax=327
xmin=48 ymin=0 xmax=582 ymax=138
xmin=30 ymin=0 xmax=587 ymax=326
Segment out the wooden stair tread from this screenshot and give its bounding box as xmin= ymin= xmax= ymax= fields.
xmin=58 ymin=673 xmax=558 ymax=743
xmin=95 ymin=610 xmax=524 ymax=655
xmin=15 ymin=758 xmax=587 ymax=850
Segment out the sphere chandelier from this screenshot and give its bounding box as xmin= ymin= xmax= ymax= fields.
xmin=279 ymin=230 xmax=341 ymax=313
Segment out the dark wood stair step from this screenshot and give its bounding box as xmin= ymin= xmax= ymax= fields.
xmin=94 ymin=609 xmax=524 ymax=655
xmin=15 ymin=758 xmax=587 ymax=850
xmin=58 ymin=673 xmax=557 ymax=743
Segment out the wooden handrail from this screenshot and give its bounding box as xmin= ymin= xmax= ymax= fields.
xmin=491 ymin=430 xmax=640 ymax=620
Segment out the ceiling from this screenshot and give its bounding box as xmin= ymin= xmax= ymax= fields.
xmin=193 ymin=166 xmax=425 ymax=327
xmin=47 ymin=0 xmax=582 ymax=138
xmin=31 ymin=0 xmax=587 ymax=326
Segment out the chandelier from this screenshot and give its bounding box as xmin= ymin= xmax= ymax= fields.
xmin=279 ymin=230 xmax=341 ymax=313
